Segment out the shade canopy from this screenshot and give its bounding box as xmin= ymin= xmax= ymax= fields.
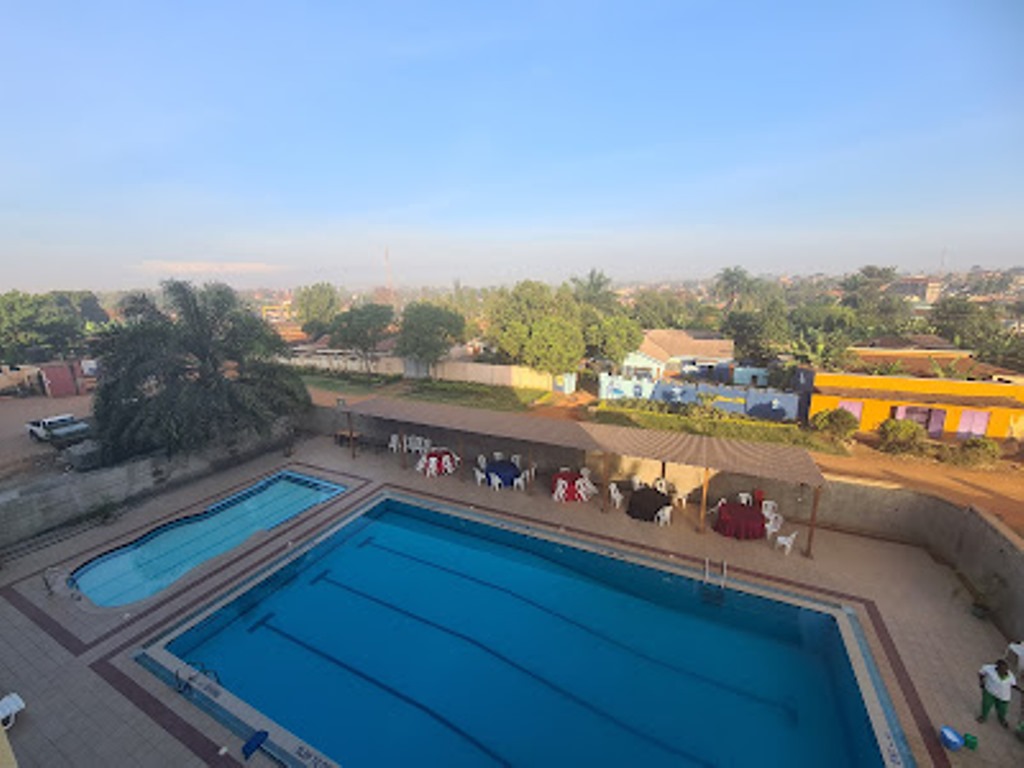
xmin=347 ymin=397 xmax=825 ymax=488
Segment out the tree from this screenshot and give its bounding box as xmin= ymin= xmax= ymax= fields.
xmin=629 ymin=290 xmax=689 ymax=329
xmin=396 ymin=303 xmax=465 ymax=373
xmin=570 ymin=268 xmax=617 ymax=314
xmin=721 ymin=299 xmax=791 ymax=364
xmin=928 ymin=296 xmax=1002 ymax=350
xmin=714 ymin=267 xmax=756 ymax=311
xmin=0 ymin=290 xmax=97 ymax=363
xmin=329 ymin=303 xmax=395 ymax=372
xmin=293 ymin=282 xmax=342 ymax=338
xmin=485 ymin=281 xmax=584 ymax=373
xmin=593 ymin=314 xmax=643 ymax=370
xmin=521 ymin=315 xmax=585 ymax=374
xmin=93 ymin=281 xmax=309 ymax=462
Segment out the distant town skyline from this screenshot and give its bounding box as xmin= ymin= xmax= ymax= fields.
xmin=3 ymin=1 xmax=1022 ymax=292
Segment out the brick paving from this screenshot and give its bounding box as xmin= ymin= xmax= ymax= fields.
xmin=1 ymin=436 xmax=1020 ymax=766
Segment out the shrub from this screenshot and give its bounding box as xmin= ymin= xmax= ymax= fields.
xmin=956 ymin=437 xmax=1002 ymax=466
xmin=810 ymin=408 xmax=859 ymax=441
xmin=877 ymin=418 xmax=927 ymax=454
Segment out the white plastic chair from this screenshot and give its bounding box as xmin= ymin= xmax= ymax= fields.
xmin=489 ymin=473 xmax=503 ymax=491
xmin=0 ymin=693 xmax=25 ymax=730
xmin=441 ymin=454 xmax=455 ymax=475
xmin=553 ymin=478 xmax=568 ymax=501
xmin=609 ymin=483 xmax=623 ymax=509
xmin=574 ymin=478 xmax=592 ymax=501
xmin=510 ymin=454 xmax=521 ymax=468
xmin=764 ymin=512 xmax=783 ymax=540
xmin=654 ymin=506 xmax=672 ymax=526
xmin=738 ymin=492 xmax=753 ymax=506
xmin=630 ymin=475 xmax=643 ymax=490
xmin=512 ymin=474 xmax=526 ymax=491
xmin=421 ymin=437 xmax=432 ymax=454
xmin=477 ymin=454 xmax=487 ymax=470
xmin=775 ymin=531 xmax=798 ymax=555
xmin=653 ymin=477 xmax=668 ymax=494
xmin=424 ymin=457 xmax=439 ymax=477
xmin=473 ymin=467 xmax=487 ymax=486
xmin=761 ymin=500 xmax=778 ymax=518
xmin=388 ymin=434 xmax=401 ymax=453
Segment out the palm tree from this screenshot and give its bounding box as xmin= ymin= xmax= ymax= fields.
xmin=94 ymin=281 xmax=310 ymax=462
xmin=714 ymin=266 xmax=754 ymax=311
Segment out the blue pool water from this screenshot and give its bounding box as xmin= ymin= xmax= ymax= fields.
xmin=72 ymin=471 xmax=345 ymax=607
xmin=158 ymin=498 xmax=890 ymax=767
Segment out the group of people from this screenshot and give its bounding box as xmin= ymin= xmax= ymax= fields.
xmin=976 ymin=641 xmax=1023 ymax=739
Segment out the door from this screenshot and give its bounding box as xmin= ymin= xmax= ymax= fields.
xmin=957 ymin=409 xmax=990 ymax=438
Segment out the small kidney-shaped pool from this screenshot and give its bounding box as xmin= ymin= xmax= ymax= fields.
xmin=71 ymin=471 xmax=345 ymax=607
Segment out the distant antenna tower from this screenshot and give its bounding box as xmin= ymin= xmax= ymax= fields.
xmin=383 ymin=247 xmax=395 ymax=304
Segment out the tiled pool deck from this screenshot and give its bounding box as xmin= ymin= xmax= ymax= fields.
xmin=0 ymin=437 xmax=1019 ymax=767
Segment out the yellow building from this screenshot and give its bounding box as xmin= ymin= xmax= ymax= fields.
xmin=808 ymin=371 xmax=1024 ymax=440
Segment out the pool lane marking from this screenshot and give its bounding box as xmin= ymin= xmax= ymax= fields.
xmin=365 ymin=540 xmax=798 ymax=723
xmin=312 ymin=569 xmax=714 ymax=767
xmin=253 ymin=616 xmax=511 ymax=767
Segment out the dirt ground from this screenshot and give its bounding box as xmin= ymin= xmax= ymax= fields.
xmin=0 ymin=394 xmax=94 ymax=480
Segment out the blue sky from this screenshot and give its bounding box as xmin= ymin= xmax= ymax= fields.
xmin=2 ymin=0 xmax=1022 ymax=291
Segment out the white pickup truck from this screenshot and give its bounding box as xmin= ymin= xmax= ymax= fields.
xmin=26 ymin=414 xmax=91 ymax=446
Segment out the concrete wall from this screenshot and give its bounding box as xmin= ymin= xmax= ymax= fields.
xmin=290 ymin=354 xmax=562 ymax=392
xmin=0 ymin=433 xmax=288 ymax=552
xmin=709 ymin=471 xmax=1024 ymax=639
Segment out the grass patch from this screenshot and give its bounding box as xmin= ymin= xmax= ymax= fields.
xmin=300 ymin=373 xmax=398 ymax=396
xmin=595 ymin=402 xmax=846 ymax=454
xmin=402 ymin=379 xmax=547 ymax=411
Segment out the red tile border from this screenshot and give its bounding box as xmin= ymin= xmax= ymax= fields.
xmin=91 ymin=658 xmax=242 ymax=767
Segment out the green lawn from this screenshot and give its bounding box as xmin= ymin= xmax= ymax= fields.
xmin=300 ymin=374 xmax=388 ymax=396
xmin=401 ymin=379 xmax=547 ymax=411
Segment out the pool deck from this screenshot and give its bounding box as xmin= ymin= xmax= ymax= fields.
xmin=0 ymin=436 xmax=1019 ymax=767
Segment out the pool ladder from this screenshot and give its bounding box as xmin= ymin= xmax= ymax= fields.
xmin=176 ymin=661 xmax=220 ymax=694
xmin=701 ymin=558 xmax=728 ymax=604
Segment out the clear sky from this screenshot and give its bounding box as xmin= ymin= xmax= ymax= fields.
xmin=2 ymin=0 xmax=1022 ymax=292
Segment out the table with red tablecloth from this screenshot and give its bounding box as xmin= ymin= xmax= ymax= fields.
xmin=714 ymin=502 xmax=766 ymax=539
xmin=418 ymin=448 xmax=459 ymax=476
xmin=551 ymin=471 xmax=586 ymax=501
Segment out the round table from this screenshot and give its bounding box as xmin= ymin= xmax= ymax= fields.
xmin=714 ymin=502 xmax=766 ymax=539
xmin=420 ymin=448 xmax=458 ymax=476
xmin=486 ymin=459 xmax=521 ymax=488
xmin=551 ymin=471 xmax=585 ymax=501
xmin=627 ymin=487 xmax=672 ymax=521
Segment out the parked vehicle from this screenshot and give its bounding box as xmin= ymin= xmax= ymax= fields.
xmin=26 ymin=414 xmax=91 ymax=446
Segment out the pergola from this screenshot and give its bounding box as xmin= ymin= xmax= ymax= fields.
xmin=343 ymin=397 xmax=828 ymax=557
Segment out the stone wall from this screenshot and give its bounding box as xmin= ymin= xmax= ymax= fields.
xmin=0 ymin=434 xmax=287 ymax=552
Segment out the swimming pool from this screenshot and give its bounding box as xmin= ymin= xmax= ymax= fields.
xmin=72 ymin=471 xmax=345 ymax=607
xmin=140 ymin=495 xmax=911 ymax=767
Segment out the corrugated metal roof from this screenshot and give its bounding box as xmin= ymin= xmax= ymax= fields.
xmin=814 ymin=386 xmax=1024 ymax=409
xmin=348 ymin=397 xmax=825 ymax=487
